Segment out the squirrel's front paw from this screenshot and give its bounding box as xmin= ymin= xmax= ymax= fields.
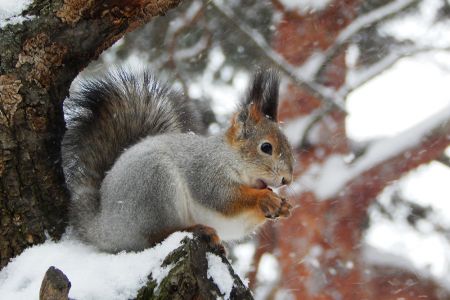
xmin=259 ymin=191 xmax=292 ymax=219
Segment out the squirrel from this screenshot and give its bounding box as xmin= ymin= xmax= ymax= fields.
xmin=62 ymin=68 xmax=294 ymax=253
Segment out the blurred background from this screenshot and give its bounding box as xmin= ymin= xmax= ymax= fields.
xmin=81 ymin=0 xmax=450 ymax=298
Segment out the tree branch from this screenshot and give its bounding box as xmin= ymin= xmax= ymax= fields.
xmin=337 ymin=46 xmax=450 ymax=98
xmin=0 ymin=0 xmax=182 ymax=269
xmin=313 ymin=0 xmax=420 ymax=80
xmin=210 ymin=0 xmax=347 ymax=113
xmin=436 ymin=153 xmax=450 ymax=168
xmin=334 ymin=107 xmax=450 ymax=202
xmin=291 ymin=105 xmax=450 ymax=200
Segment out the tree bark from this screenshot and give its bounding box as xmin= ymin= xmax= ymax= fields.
xmin=135 ymin=233 xmax=253 ymax=300
xmin=0 ymin=0 xmax=182 ymax=269
xmin=39 ymin=266 xmax=71 ymax=300
xmin=250 ymin=0 xmax=450 ymax=298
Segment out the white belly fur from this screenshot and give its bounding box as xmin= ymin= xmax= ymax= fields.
xmin=188 ymin=200 xmax=262 ymax=241
xmin=171 ymin=171 xmax=261 ymax=241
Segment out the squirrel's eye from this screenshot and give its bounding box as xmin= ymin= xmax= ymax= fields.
xmin=260 ymin=142 xmax=273 ymax=155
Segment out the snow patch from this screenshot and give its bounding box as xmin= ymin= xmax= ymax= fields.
xmin=0 ymin=0 xmax=34 ymax=28
xmin=256 ymin=253 xmax=280 ymax=283
xmin=295 ymin=52 xmax=325 ymax=81
xmin=231 ymin=243 xmax=254 ymax=287
xmin=382 ymin=0 xmax=450 ymax=48
xmin=293 ymin=105 xmax=450 ymax=199
xmin=345 ymin=44 xmax=360 ymax=69
xmin=0 ymin=231 xmax=191 ymax=300
xmin=206 ymin=252 xmax=234 ymax=299
xmin=279 ymin=0 xmax=331 ymax=14
xmin=283 ymin=114 xmax=317 ymax=147
xmin=363 ymin=244 xmax=421 ymax=275
xmin=365 ymin=201 xmax=450 ymax=289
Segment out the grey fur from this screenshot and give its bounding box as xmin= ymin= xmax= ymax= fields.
xmin=62 ymin=69 xmax=293 ymax=252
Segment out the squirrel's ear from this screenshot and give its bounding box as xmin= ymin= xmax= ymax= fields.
xmin=242 ymin=69 xmax=280 ymax=122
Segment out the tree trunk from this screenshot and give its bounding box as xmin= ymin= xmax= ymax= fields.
xmin=250 ymin=0 xmax=450 ymax=298
xmin=0 ymin=0 xmax=182 ymax=269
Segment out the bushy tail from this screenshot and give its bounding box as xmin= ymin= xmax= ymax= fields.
xmin=62 ymin=69 xmax=202 ymax=235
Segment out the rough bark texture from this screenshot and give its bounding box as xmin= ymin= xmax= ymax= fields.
xmin=0 ymin=0 xmax=182 ymax=269
xmin=136 ymin=233 xmax=253 ymax=300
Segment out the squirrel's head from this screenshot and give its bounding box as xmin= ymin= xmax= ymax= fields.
xmin=226 ymin=69 xmax=294 ymax=189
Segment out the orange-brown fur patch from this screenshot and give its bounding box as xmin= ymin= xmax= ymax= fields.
xmin=225 ymin=113 xmax=242 ymax=148
xmin=222 ymin=185 xmax=270 ymax=222
xmin=249 ymin=103 xmax=263 ymax=123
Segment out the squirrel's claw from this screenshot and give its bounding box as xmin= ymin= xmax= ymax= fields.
xmin=260 ymin=192 xmax=292 ymax=219
xmin=279 ymin=198 xmax=292 ymax=218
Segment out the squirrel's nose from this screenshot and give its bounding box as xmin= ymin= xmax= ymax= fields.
xmin=281 ymin=176 xmax=292 ymax=185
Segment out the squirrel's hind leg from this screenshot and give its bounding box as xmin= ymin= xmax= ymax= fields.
xmin=184 ymin=224 xmax=225 ymax=255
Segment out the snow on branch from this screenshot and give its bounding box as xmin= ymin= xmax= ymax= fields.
xmin=279 ymin=0 xmax=332 ymax=14
xmin=210 ymin=0 xmax=346 ymax=113
xmin=436 ymin=153 xmax=450 ymax=168
xmin=338 ymin=46 xmax=450 ymax=98
xmin=0 ymin=0 xmax=34 ymax=28
xmin=0 ymin=231 xmax=252 ymax=299
xmin=312 ymin=0 xmax=420 ymax=79
xmin=292 ymin=105 xmax=450 ymax=200
xmin=283 ymin=107 xmax=329 ymax=147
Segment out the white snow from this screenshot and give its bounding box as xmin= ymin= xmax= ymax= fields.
xmin=213 ymin=0 xmax=345 ymax=111
xmin=294 ymin=52 xmax=325 ymax=81
xmin=336 ymin=0 xmax=416 ymax=46
xmin=344 ymin=50 xmax=402 ymax=95
xmin=307 ymin=0 xmax=417 ymax=80
xmin=345 ymin=44 xmax=360 ymax=69
xmin=253 ymin=253 xmax=282 ymax=300
xmin=256 ymin=253 xmax=280 ymax=283
xmin=346 ymin=50 xmax=450 ymax=284
xmin=231 ymin=243 xmax=254 ymax=287
xmin=278 ymin=0 xmax=331 ymax=14
xmin=0 ymin=231 xmax=191 ymax=300
xmin=365 ymin=214 xmax=450 ymax=287
xmin=381 ymin=0 xmax=450 ymax=49
xmin=0 ymin=0 xmax=33 ymax=28
xmin=364 ymin=165 xmax=450 ymax=286
xmin=188 ymin=47 xmax=249 ymax=121
xmin=283 ymin=113 xmax=318 ymax=147
xmin=401 ymin=163 xmax=450 ymax=227
xmin=347 ymin=53 xmax=450 ymax=140
xmin=166 ymin=1 xmax=202 ymax=37
xmin=292 ymin=104 xmax=450 ymax=200
xmin=363 ymin=244 xmax=424 ymax=276
xmin=206 ymin=252 xmax=234 ymax=300
xmin=174 ymin=35 xmax=209 ymax=61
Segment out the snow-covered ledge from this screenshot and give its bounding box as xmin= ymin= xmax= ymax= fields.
xmin=1 ymin=232 xmax=252 ymax=299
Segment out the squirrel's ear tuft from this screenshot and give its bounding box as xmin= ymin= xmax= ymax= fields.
xmin=244 ymin=69 xmax=280 ymax=122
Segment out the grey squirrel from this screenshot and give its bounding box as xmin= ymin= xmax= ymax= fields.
xmin=62 ymin=68 xmax=294 ymax=252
